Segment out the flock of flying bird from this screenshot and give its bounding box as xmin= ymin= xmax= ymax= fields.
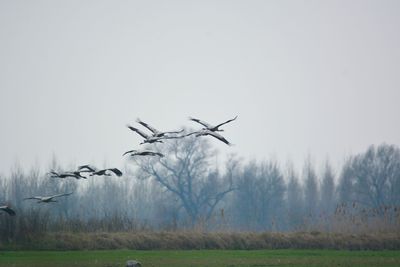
xmin=0 ymin=116 xmax=237 ymax=217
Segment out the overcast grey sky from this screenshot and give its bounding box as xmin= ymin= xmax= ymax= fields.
xmin=1 ymin=0 xmax=399 ymax=176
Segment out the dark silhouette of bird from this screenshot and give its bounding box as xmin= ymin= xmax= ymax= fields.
xmin=0 ymin=205 xmax=16 ymax=216
xmin=123 ymin=149 xmax=164 ymax=157
xmin=136 ymin=118 xmax=183 ymax=138
xmin=126 ymin=125 xmax=164 ymax=144
xmin=90 ymin=168 xmax=123 ymax=177
xmin=189 ymin=115 xmax=237 ymax=132
xmin=24 ymin=192 xmax=73 ymax=203
xmin=48 ymin=171 xmax=87 ymax=179
xmin=187 ymin=129 xmax=232 ymax=145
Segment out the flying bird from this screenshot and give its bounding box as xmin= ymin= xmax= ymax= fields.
xmin=187 ymin=129 xmax=232 ymax=146
xmin=48 ymin=171 xmax=87 ymax=179
xmin=189 ymin=115 xmax=237 ymax=132
xmin=24 ymin=192 xmax=73 ymax=203
xmin=123 ymin=149 xmax=164 ymax=157
xmin=90 ymin=168 xmax=123 ymax=177
xmin=0 ymin=205 xmax=16 ymax=216
xmin=136 ymin=118 xmax=184 ymax=138
xmin=126 ymin=125 xmax=164 ymax=144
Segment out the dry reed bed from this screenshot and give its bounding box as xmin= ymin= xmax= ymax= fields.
xmin=3 ymin=231 xmax=400 ymax=250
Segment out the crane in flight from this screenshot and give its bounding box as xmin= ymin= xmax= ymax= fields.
xmin=24 ymin=192 xmax=73 ymax=203
xmin=136 ymin=118 xmax=183 ymax=138
xmin=75 ymin=165 xmax=123 ymax=177
xmin=48 ymin=171 xmax=87 ymax=179
xmin=189 ymin=115 xmax=237 ymax=132
xmin=126 ymin=125 xmax=165 ymax=144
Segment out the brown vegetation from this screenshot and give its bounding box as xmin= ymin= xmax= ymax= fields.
xmin=1 ymin=202 xmax=399 ymax=250
xmin=2 ymin=231 xmax=400 ymax=251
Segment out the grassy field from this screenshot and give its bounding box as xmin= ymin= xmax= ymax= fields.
xmin=1 ymin=249 xmax=400 ymax=267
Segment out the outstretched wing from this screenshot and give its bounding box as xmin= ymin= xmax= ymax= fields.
xmin=160 ymin=134 xmax=186 ymax=140
xmin=185 ymin=130 xmax=203 ymax=137
xmin=141 ymin=151 xmax=164 ymax=157
xmin=24 ymin=196 xmax=42 ymax=201
xmin=214 ymin=115 xmax=238 ymax=129
xmin=123 ymin=150 xmax=137 ymax=156
xmin=152 ymin=152 xmax=164 ymax=157
xmin=163 ymin=129 xmax=184 ymax=134
xmin=0 ymin=206 xmax=16 ymax=216
xmin=206 ymin=131 xmax=232 ymax=146
xmin=189 ymin=117 xmax=213 ymax=128
xmin=77 ymin=165 xmax=96 ymax=172
xmin=71 ymin=171 xmax=87 ymax=179
xmin=62 ymin=172 xmax=82 ymax=179
xmin=127 ymin=125 xmax=149 ymax=139
xmin=136 ymin=119 xmax=159 ymax=134
xmin=51 ymin=192 xmax=73 ymax=199
xmin=107 ymin=168 xmax=123 ymax=177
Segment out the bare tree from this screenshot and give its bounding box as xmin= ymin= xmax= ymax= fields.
xmin=338 ymin=158 xmax=354 ymax=205
xmin=135 ymin=135 xmax=235 ymax=227
xmin=303 ymin=157 xmax=319 ymax=220
xmin=286 ymin=163 xmax=304 ymax=229
xmin=320 ymin=160 xmax=336 ymax=214
xmin=258 ymin=161 xmax=286 ymax=231
xmin=232 ymin=161 xmax=258 ymax=229
xmin=233 ymin=160 xmax=285 ymax=231
xmin=349 ymin=144 xmax=400 ymax=213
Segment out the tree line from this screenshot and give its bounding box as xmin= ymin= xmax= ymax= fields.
xmin=1 ymin=137 xmax=399 ymax=241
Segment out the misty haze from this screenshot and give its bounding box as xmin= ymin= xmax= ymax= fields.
xmin=1 ymin=1 xmax=400 ymax=266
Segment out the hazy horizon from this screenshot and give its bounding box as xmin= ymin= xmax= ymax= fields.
xmin=1 ymin=0 xmax=400 ymax=176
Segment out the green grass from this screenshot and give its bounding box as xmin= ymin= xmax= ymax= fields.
xmin=1 ymin=249 xmax=400 ymax=267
